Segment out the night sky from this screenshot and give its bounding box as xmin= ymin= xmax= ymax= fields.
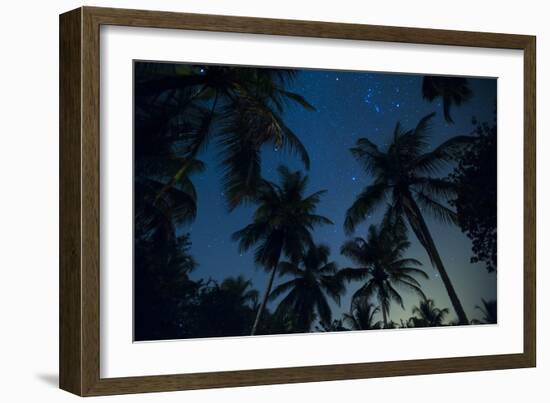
xmin=177 ymin=66 xmax=497 ymax=325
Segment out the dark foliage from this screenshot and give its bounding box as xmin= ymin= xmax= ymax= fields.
xmin=408 ymin=297 xmax=450 ymax=327
xmin=472 ymin=298 xmax=497 ymax=324
xmin=134 ymin=233 xmax=201 ymax=340
xmin=134 ymin=62 xmax=314 ymax=210
xmin=449 ymin=118 xmax=497 ymax=272
xmin=342 ymin=297 xmax=383 ymax=330
xmin=422 ymin=76 xmax=472 ymax=123
xmin=183 ymin=276 xmax=259 ymax=338
xmin=315 ymin=319 xmax=348 ymax=332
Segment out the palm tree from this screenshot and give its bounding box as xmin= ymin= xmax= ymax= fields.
xmin=344 ymin=112 xmax=471 ymax=324
xmin=338 ymin=218 xmax=428 ymax=328
xmin=269 ymin=244 xmax=343 ymax=333
xmin=232 ymin=166 xmax=333 ymax=335
xmin=410 ymin=297 xmax=450 ymax=327
xmin=472 ymin=299 xmax=497 ymax=324
xmin=422 ymin=76 xmax=472 ymax=123
xmin=135 ymin=64 xmax=315 ymax=208
xmin=135 ymin=158 xmax=204 ymax=247
xmin=219 ymin=276 xmax=259 ymax=309
xmin=343 ymin=297 xmax=382 ymax=330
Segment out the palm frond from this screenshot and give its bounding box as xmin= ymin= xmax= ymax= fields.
xmin=350 ymin=138 xmax=386 ymax=176
xmin=218 ymin=129 xmax=262 ymax=209
xmin=386 ymin=283 xmax=405 ymax=310
xmin=314 ymin=288 xmax=333 ymax=325
xmin=278 ymin=89 xmax=316 ymax=111
xmin=344 ymin=183 xmax=389 ymax=234
xmin=269 ymin=279 xmax=298 ymax=301
xmin=231 ymin=222 xmax=269 ymax=252
xmin=277 ymin=261 xmax=303 ymax=277
xmin=412 ymin=135 xmax=475 ymax=175
xmin=390 ymin=258 xmax=423 ymax=269
xmin=279 ymin=126 xmax=311 ymax=169
xmin=414 ymin=190 xmax=458 ymax=225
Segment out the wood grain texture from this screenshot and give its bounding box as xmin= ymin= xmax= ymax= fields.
xmin=80 ymin=6 xmax=102 ymax=396
xmin=523 ymin=38 xmax=536 ymax=366
xmin=59 ymin=8 xmax=83 ymax=396
xmin=59 ymin=6 xmax=537 ymax=396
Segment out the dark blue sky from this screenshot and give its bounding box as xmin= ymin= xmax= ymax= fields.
xmin=181 ymin=67 xmax=497 ymax=325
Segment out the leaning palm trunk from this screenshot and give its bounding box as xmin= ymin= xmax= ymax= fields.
xmin=251 ymin=264 xmax=278 ymax=335
xmin=405 ymin=195 xmax=469 ymax=325
xmin=381 ymin=307 xmax=388 ymax=329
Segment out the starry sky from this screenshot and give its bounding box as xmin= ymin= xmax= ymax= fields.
xmin=177 ymin=66 xmax=497 ymax=325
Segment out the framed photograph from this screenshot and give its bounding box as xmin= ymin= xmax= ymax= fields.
xmin=59 ymin=6 xmax=536 ymax=396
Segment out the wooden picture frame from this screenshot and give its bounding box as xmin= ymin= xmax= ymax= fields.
xmin=59 ymin=6 xmax=536 ymax=396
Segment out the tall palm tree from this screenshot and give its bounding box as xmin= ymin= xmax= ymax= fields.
xmin=472 ymin=299 xmax=497 ymax=324
xmin=344 ymin=112 xmax=472 ymax=324
xmin=422 ymin=76 xmax=472 ymax=123
xmin=135 ymin=64 xmax=315 ymax=208
xmin=410 ymin=297 xmax=450 ymax=327
xmin=343 ymin=297 xmax=382 ymax=330
xmin=269 ymin=244 xmax=343 ymax=333
xmin=232 ymin=166 xmax=333 ymax=335
xmin=338 ymin=219 xmax=428 ymax=328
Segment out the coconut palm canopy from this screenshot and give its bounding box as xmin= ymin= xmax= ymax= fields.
xmin=134 ymin=61 xmax=497 ymax=341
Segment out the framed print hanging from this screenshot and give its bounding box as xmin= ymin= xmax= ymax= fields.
xmin=59 ymin=6 xmax=536 ymax=396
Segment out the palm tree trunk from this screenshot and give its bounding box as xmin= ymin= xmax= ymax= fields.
xmin=251 ymin=265 xmax=278 ymax=335
xmin=381 ymin=308 xmax=388 ymax=329
xmin=406 ymin=196 xmax=469 ymax=325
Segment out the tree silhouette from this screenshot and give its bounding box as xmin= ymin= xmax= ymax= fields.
xmin=135 ymin=63 xmax=315 ymax=209
xmin=232 ymin=166 xmax=333 ymax=334
xmin=339 ymin=217 xmax=428 ymax=328
xmin=135 ymin=158 xmax=204 ymax=248
xmin=188 ymin=276 xmax=261 ymax=338
xmin=134 ymin=233 xmax=199 ymax=341
xmin=344 ymin=113 xmax=472 ymax=324
xmin=315 ymin=319 xmax=348 ymax=332
xmin=450 ymin=118 xmax=497 ymax=272
xmin=343 ymin=296 xmax=383 ymax=330
xmin=220 ymin=276 xmax=259 ymax=308
xmin=472 ymin=299 xmax=497 ymax=324
xmin=422 ymin=76 xmax=472 ymax=123
xmin=270 ymin=244 xmax=343 ymax=332
xmin=409 ymin=297 xmax=450 ymax=327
